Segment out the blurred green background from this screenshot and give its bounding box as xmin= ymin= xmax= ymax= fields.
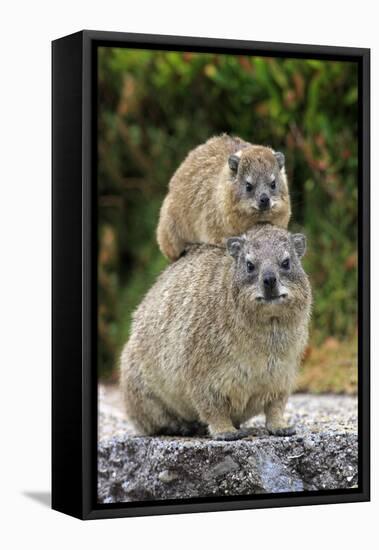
xmin=98 ymin=47 xmax=358 ymax=394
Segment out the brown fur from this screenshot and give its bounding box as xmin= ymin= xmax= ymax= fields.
xmin=120 ymin=225 xmax=311 ymax=440
xmin=157 ymin=134 xmax=291 ymax=261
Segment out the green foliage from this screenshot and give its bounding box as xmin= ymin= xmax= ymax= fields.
xmin=98 ymin=47 xmax=358 ymax=379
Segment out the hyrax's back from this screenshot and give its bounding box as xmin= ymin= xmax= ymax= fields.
xmin=120 ymin=244 xmax=231 ymax=435
xmin=156 ymin=135 xmax=250 ymax=261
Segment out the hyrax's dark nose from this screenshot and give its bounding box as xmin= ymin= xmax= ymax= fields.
xmin=259 ymin=193 xmax=270 ymax=209
xmin=263 ymin=272 xmax=277 ymax=289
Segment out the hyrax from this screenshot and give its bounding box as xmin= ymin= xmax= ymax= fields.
xmin=121 ymin=225 xmax=311 ymax=440
xmin=157 ymin=134 xmax=291 ymax=261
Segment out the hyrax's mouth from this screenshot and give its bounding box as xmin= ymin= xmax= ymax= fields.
xmin=256 ymin=293 xmax=288 ymax=304
xmin=252 ymin=203 xmax=272 ymax=213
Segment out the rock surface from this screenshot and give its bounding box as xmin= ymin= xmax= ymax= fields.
xmin=98 ymin=385 xmax=358 ymax=503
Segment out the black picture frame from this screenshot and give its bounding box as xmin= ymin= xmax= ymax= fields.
xmin=52 ymin=30 xmax=370 ymax=520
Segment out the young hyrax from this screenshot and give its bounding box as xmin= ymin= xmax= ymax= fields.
xmin=157 ymin=134 xmax=291 ymax=261
xmin=121 ymin=225 xmax=311 ymax=440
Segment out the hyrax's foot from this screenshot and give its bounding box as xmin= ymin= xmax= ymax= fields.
xmin=267 ymin=425 xmax=296 ymax=437
xmin=212 ymin=428 xmax=250 ymax=441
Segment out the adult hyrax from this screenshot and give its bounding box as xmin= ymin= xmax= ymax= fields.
xmin=157 ymin=134 xmax=291 ymax=261
xmin=121 ymin=225 xmax=311 ymax=440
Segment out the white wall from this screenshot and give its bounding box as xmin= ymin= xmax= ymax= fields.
xmin=0 ymin=1 xmax=376 ymax=548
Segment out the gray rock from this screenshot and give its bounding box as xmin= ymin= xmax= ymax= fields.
xmin=97 ymin=385 xmax=358 ymax=503
xmin=158 ymin=469 xmax=179 ymax=483
xmin=209 ymin=456 xmax=239 ymax=477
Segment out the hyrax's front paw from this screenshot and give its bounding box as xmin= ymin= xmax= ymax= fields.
xmin=267 ymin=425 xmax=296 ymax=437
xmin=212 ymin=428 xmax=250 ymax=441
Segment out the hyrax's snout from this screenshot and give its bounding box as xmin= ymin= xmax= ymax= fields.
xmin=263 ymin=271 xmax=277 ymax=289
xmin=258 ymin=193 xmax=270 ymax=210
xmin=263 ymin=270 xmax=277 ymax=298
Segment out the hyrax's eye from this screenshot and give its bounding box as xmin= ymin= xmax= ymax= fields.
xmin=246 ymin=182 xmax=253 ymax=192
xmin=270 ymin=179 xmax=276 ymax=190
xmin=246 ymin=260 xmax=255 ymax=273
xmin=281 ymin=258 xmax=290 ymax=269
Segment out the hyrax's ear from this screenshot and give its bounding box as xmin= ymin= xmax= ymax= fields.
xmin=274 ymin=151 xmax=285 ymax=169
xmin=228 ymin=154 xmax=240 ymax=173
xmin=291 ymin=233 xmax=306 ymax=258
xmin=227 ymin=236 xmax=245 ymax=259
